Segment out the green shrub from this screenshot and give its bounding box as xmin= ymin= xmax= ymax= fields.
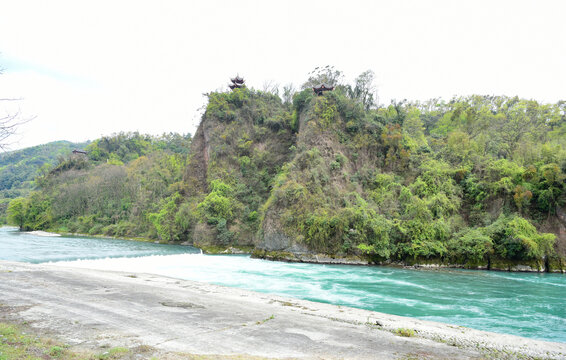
xmin=487 ymin=215 xmax=555 ymax=260
xmin=48 ymin=346 xmax=64 ymax=357
xmin=313 ymin=96 xmax=338 ymax=128
xmin=148 ymin=192 xmax=188 ymax=241
xmin=88 ymin=223 xmax=104 ymax=235
xmin=7 ymin=193 xmax=52 ymax=231
xmin=330 ymin=161 xmax=341 ymax=171
xmin=394 ymin=328 xmax=416 ymax=337
xmin=292 ymin=89 xmax=313 ymax=113
xmin=195 ymin=180 xmax=239 ymax=228
xmin=247 ymin=210 xmax=258 ymax=222
xmin=448 ymin=228 xmax=493 ymax=264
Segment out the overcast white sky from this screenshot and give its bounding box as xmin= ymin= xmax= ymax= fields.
xmin=0 ymin=0 xmax=565 ymax=150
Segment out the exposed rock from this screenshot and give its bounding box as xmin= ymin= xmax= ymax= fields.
xmin=191 ymin=222 xmax=216 ymax=247
xmin=509 ymin=264 xmax=545 ymax=272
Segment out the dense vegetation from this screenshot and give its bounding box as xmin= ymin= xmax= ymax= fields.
xmin=0 ymin=140 xmax=88 ymax=223
xmin=255 ymin=85 xmax=565 ymax=270
xmin=4 ymin=69 xmax=566 ymax=270
xmin=6 ymin=132 xmax=191 ymax=238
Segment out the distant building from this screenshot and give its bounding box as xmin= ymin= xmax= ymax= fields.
xmin=313 ymin=84 xmax=334 ymax=96
xmin=72 ymin=149 xmax=88 ymax=155
xmin=229 ymin=76 xmax=245 ymax=90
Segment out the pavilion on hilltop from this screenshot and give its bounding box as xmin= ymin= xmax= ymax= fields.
xmin=229 ymin=76 xmax=245 ymax=90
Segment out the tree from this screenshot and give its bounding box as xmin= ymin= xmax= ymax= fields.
xmin=7 ymin=197 xmax=27 ymax=230
xmin=302 ymin=65 xmax=343 ymax=89
xmin=197 ymin=180 xmax=234 ymax=225
xmin=282 ymin=83 xmax=296 ymax=105
xmin=262 ymin=80 xmax=279 ymax=95
xmin=0 ymin=107 xmax=23 ymax=150
xmin=0 ymin=66 xmax=32 ymax=150
xmin=403 ymin=107 xmax=427 ymax=149
xmin=349 ymin=70 xmax=377 ymax=110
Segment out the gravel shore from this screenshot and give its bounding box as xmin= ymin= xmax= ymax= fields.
xmin=1 ymin=260 xmax=564 ymax=359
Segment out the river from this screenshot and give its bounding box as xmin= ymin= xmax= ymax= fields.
xmin=1 ymin=226 xmax=564 ymax=343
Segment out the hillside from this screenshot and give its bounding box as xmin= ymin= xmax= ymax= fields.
xmin=255 ymin=91 xmax=566 ymax=272
xmin=180 ymin=90 xmax=296 ymax=249
xmin=0 ymin=140 xmax=89 ymax=222
xmin=5 ymin=75 xmax=566 ymax=272
xmin=185 ymin=87 xmax=565 ymax=271
xmin=4 ymin=132 xmax=191 ymax=237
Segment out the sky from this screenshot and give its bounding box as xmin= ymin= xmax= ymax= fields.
xmin=0 ymin=0 xmax=565 ymax=150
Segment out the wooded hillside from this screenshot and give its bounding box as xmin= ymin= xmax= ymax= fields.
xmin=0 ymin=140 xmax=88 ymax=223
xmin=5 ymin=70 xmax=565 ymax=271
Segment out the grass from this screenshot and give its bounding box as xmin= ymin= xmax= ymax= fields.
xmin=394 ymin=328 xmax=416 ymax=337
xmin=178 ymin=355 xmax=278 ymax=360
xmin=0 ymin=321 xmax=284 ymax=360
xmin=49 ymin=345 xmax=65 ymax=357
xmin=255 ymin=314 xmax=275 ymax=325
xmin=0 ymin=322 xmax=133 ymax=360
xmin=0 ymin=322 xmax=78 ymax=359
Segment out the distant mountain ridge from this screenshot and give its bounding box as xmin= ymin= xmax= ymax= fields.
xmin=0 ymin=140 xmax=89 ymax=221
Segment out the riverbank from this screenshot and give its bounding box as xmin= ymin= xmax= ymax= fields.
xmin=6 ymin=225 xmax=564 ymax=273
xmin=252 ymin=248 xmax=566 ymax=273
xmin=1 ymin=260 xmax=564 ymax=359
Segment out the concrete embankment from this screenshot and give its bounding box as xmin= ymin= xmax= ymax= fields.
xmin=0 ymin=261 xmax=564 ymax=359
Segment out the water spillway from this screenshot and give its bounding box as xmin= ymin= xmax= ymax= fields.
xmin=1 ymin=227 xmax=564 ymax=343
xmin=0 ymin=227 xmax=199 ymax=263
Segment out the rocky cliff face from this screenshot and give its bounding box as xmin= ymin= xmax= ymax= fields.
xmin=183 ymin=125 xmax=209 ymax=195
xmin=183 ymin=88 xmax=565 ymax=272
xmin=182 ymin=89 xmax=295 ymax=249
xmin=257 ymin=95 xmax=368 ymax=256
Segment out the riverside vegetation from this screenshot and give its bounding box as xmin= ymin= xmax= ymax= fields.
xmin=0 ymin=140 xmax=88 ymax=223
xmin=4 ymin=69 xmax=566 ymax=272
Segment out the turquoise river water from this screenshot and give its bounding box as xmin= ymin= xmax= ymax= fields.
xmin=1 ymin=227 xmax=564 ymax=343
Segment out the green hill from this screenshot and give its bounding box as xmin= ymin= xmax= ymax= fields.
xmin=182 ymin=86 xmax=565 ymax=272
xmin=4 ymin=132 xmax=191 ymax=236
xmin=4 ymin=73 xmax=566 ymax=272
xmin=0 ymin=140 xmax=89 ymax=222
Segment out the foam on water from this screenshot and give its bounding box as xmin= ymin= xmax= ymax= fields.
xmin=1 ymin=227 xmax=565 ymax=343
xmin=0 ymin=227 xmax=198 ymax=263
xmin=51 ymin=253 xmax=566 ymax=343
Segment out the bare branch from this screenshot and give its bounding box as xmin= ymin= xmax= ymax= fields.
xmin=0 ymin=101 xmax=34 ymax=151
xmin=282 ymin=83 xmax=296 ymax=105
xmin=262 ymin=80 xmax=279 ymax=95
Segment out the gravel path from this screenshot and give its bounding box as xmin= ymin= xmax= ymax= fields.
xmin=1 ymin=261 xmax=564 ymax=359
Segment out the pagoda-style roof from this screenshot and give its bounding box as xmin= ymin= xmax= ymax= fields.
xmin=313 ymin=84 xmax=334 ymax=96
xmin=229 ymin=75 xmax=245 ymax=90
xmin=229 ymin=83 xmax=244 ymax=90
xmin=231 ymin=76 xmax=245 ymax=84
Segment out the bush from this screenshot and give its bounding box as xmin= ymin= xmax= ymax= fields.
xmin=292 ymin=89 xmax=313 ymax=113
xmin=487 ymin=215 xmax=555 ymax=260
xmin=7 ymin=193 xmax=52 ymax=231
xmin=148 ymin=192 xmax=184 ymax=241
xmin=88 ymin=223 xmax=104 ymax=235
xmin=197 ymin=181 xmax=234 ymax=225
xmin=448 ymin=228 xmax=493 ymax=264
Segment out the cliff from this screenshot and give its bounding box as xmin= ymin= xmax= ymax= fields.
xmin=6 ymin=84 xmax=566 ymax=272
xmin=182 ymin=89 xmax=296 ymax=249
xmin=181 ymin=88 xmax=566 ymax=272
